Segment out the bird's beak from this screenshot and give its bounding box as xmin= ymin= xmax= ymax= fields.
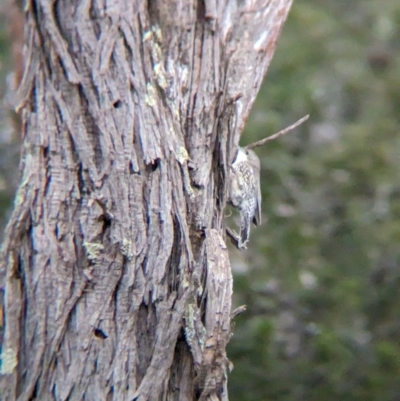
xmin=232 ymin=148 xmax=239 ymax=163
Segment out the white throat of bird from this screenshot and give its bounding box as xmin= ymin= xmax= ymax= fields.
xmin=234 ymin=148 xmax=248 ymax=164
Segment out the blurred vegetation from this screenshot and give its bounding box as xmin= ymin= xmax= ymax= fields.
xmin=0 ymin=2 xmax=21 ymax=244
xmin=1 ymin=0 xmax=400 ymax=399
xmin=229 ymin=1 xmax=400 ymax=400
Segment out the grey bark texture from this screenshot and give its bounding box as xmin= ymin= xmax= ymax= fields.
xmin=0 ymin=1 xmax=293 ymax=400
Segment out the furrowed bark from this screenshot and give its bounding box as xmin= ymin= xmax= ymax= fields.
xmin=0 ymin=1 xmax=293 ymax=400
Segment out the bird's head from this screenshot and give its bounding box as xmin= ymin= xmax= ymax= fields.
xmin=234 ymin=147 xmax=260 ymax=171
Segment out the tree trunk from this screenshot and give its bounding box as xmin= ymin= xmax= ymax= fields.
xmin=0 ymin=1 xmax=292 ymax=400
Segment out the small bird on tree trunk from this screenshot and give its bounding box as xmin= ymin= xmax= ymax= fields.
xmin=229 ymin=147 xmax=262 ymax=248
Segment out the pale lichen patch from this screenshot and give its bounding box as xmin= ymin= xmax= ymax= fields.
xmin=154 ymin=62 xmax=168 ymax=89
xmin=0 ymin=348 xmax=18 ymax=374
xmin=83 ymin=241 xmax=104 ymax=261
xmin=144 ymin=83 xmax=157 ymax=107
xmin=175 ymin=146 xmax=190 ymax=165
xmin=120 ymin=238 xmax=133 ymax=260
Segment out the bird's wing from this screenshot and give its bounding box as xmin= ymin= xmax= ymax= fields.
xmin=253 ymin=175 xmax=262 ymax=226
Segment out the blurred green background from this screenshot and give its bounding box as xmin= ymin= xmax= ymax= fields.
xmin=0 ymin=1 xmax=21 ymax=242
xmin=228 ymin=1 xmax=400 ymax=400
xmin=1 ymin=1 xmax=400 ymax=400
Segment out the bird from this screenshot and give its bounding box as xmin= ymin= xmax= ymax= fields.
xmin=229 ymin=147 xmax=262 ymax=248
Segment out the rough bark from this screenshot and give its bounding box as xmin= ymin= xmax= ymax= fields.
xmin=0 ymin=1 xmax=293 ymax=400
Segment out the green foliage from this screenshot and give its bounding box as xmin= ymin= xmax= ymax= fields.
xmin=0 ymin=7 xmax=18 ymax=242
xmin=229 ymin=1 xmax=400 ymax=400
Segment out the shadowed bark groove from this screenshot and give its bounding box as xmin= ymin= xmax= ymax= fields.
xmin=0 ymin=1 xmax=293 ymax=400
